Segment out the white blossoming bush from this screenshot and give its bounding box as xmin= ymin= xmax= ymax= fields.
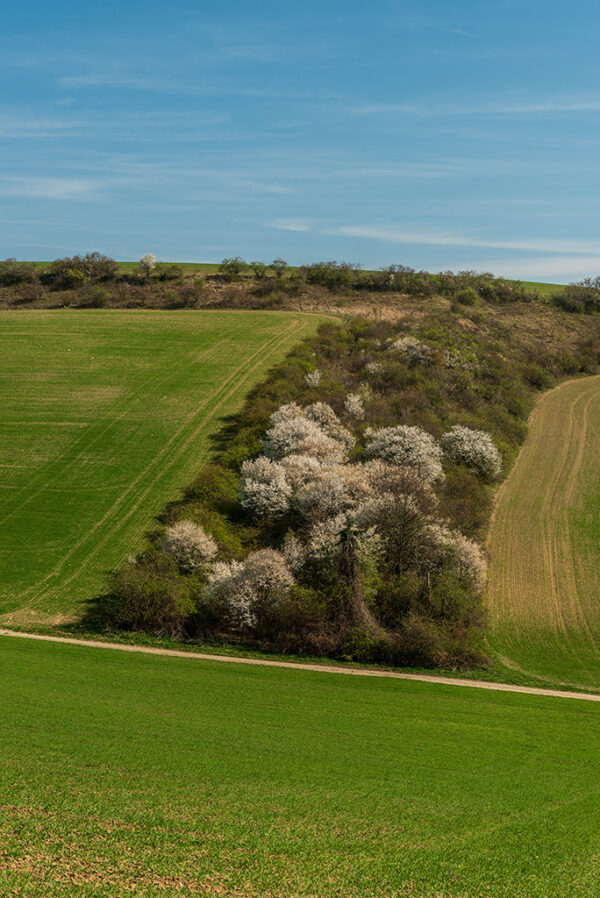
xmin=365 ymin=425 xmax=444 ymax=483
xmin=204 ymin=561 xmax=255 ymax=629
xmin=263 ymin=402 xmax=352 ymax=462
xmin=279 ymin=453 xmax=322 ymax=488
xmin=295 ymin=470 xmax=349 ymax=520
xmin=451 ymin=532 xmax=488 ymax=591
xmin=282 ymin=532 xmax=305 ymax=573
xmin=362 ymin=459 xmax=438 ymax=510
xmin=204 ymin=550 xmax=294 ymax=630
xmin=239 ymin=457 xmax=292 ymax=517
xmin=424 ymin=523 xmax=487 ymax=591
xmin=344 ymin=392 xmax=365 ymax=419
xmin=304 ymin=369 xmax=322 ymax=387
xmin=161 ymin=520 xmax=217 ymax=572
xmin=392 ymin=335 xmax=432 ymax=364
xmin=139 ymin=253 xmax=156 ymax=275
xmin=304 ymin=402 xmax=354 ymax=448
xmin=305 ymin=514 xmax=381 ymax=564
xmin=441 ymin=425 xmax=502 ymax=479
xmin=365 ymin=361 xmax=383 ymax=375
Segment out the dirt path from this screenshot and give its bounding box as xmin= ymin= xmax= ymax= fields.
xmin=2 ymin=628 xmax=600 ymax=702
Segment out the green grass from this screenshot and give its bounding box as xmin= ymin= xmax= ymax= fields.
xmin=2 ymin=634 xmax=600 ymax=897
xmin=520 ymin=280 xmax=564 ymax=297
xmin=0 ymin=309 xmax=325 ymax=624
xmin=487 ymin=376 xmax=600 ymax=692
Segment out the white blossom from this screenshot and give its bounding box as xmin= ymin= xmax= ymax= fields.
xmin=239 ymin=457 xmax=292 ymax=517
xmin=295 ymin=470 xmax=349 ymax=520
xmin=204 ymin=550 xmax=293 ymax=629
xmin=441 ymin=425 xmax=502 ymax=479
xmin=204 ymin=561 xmax=255 ymax=629
xmin=263 ymin=402 xmax=352 ymax=462
xmin=344 ymin=392 xmax=365 ymax=419
xmin=365 ymin=361 xmax=383 ymax=375
xmin=282 ymin=532 xmax=306 ymax=573
xmin=279 ymin=453 xmax=322 ymax=488
xmin=161 ymin=520 xmax=217 ymax=572
xmin=425 ymin=523 xmax=487 ymax=590
xmin=305 ymin=514 xmax=381 ymax=563
xmin=365 ymin=425 xmax=444 ymax=483
xmin=304 ymin=369 xmax=322 ymax=387
xmin=139 ymin=253 xmax=156 ymax=274
xmin=392 ymin=335 xmax=432 ymax=364
xmin=304 ymin=403 xmax=354 ymax=448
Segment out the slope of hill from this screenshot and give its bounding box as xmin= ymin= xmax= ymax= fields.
xmin=0 ymin=310 xmax=324 ymax=626
xmin=487 ymin=375 xmax=600 ymax=691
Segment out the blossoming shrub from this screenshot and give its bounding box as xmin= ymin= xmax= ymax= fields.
xmin=204 ymin=550 xmax=294 ymax=630
xmin=161 ymin=520 xmax=217 ymax=572
xmin=365 ymin=425 xmax=444 ymax=483
xmin=392 ymin=335 xmax=432 ymax=365
xmin=239 ymin=457 xmax=292 ymax=517
xmin=441 ymin=425 xmax=502 ymax=479
xmin=344 ymin=392 xmax=365 ymax=419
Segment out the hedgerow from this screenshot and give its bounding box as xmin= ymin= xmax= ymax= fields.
xmin=93 ymin=302 xmax=588 ymax=670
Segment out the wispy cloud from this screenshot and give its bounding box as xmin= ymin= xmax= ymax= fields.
xmin=334 ymin=225 xmax=600 ymax=256
xmin=57 ymin=72 xmax=337 ymax=102
xmin=351 ymin=96 xmax=600 ymax=117
xmin=0 ymin=177 xmax=100 ymax=200
xmin=268 ymin=218 xmax=311 ymax=232
xmin=268 ymin=219 xmax=600 ymax=257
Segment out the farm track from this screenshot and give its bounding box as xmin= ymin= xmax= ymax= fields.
xmin=487 ymin=374 xmax=600 ymax=688
xmin=2 ymin=628 xmax=600 ymax=702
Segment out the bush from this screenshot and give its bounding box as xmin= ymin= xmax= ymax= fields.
xmin=161 ymin=520 xmax=217 ymax=572
xmin=441 ymin=425 xmax=502 ymax=480
xmin=365 ymin=425 xmax=444 ymax=483
xmin=154 ymin=262 xmax=184 ymax=281
xmin=101 ymin=552 xmax=195 ymax=637
xmin=41 ymin=252 xmax=117 ymax=289
xmin=219 ymin=257 xmax=248 ymax=281
xmin=453 ymin=287 xmax=479 ymax=306
xmin=0 ymin=258 xmax=38 ymax=286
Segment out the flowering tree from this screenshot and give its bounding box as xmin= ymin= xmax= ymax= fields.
xmin=239 ymin=457 xmax=292 ymax=517
xmin=139 ymin=253 xmax=156 ymax=277
xmin=204 ymin=550 xmax=293 ymax=630
xmin=344 ymin=392 xmax=365 ymax=419
xmin=263 ymin=402 xmax=352 ymax=462
xmin=441 ymin=425 xmax=502 ymax=479
xmin=304 ymin=370 xmax=322 ymax=387
xmin=365 ymin=425 xmax=444 ymax=483
xmin=393 ymin=335 xmax=432 ymax=364
xmin=161 ymin=520 xmax=217 ymax=572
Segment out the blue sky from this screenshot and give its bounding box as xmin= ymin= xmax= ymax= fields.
xmin=2 ymin=0 xmax=600 ymax=281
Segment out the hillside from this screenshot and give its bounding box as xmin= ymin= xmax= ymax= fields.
xmin=0 ymin=310 xmax=325 ymax=627
xmin=488 ymin=375 xmax=600 ymax=691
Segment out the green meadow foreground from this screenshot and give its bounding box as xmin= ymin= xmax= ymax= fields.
xmin=487 ymin=375 xmax=600 ymax=691
xmin=0 ymin=310 xmax=322 ymax=625
xmin=2 ymin=635 xmax=600 ymax=898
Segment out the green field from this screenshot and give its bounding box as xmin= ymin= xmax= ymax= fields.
xmin=0 ymin=310 xmax=323 ymax=625
xmin=487 ymin=375 xmax=600 ymax=691
xmin=1 ymin=634 xmax=599 ymax=897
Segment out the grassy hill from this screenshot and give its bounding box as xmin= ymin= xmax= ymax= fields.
xmin=2 ymin=633 xmax=600 ymax=898
xmin=0 ymin=310 xmax=325 ymax=627
xmin=487 ymin=375 xmax=600 ymax=691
